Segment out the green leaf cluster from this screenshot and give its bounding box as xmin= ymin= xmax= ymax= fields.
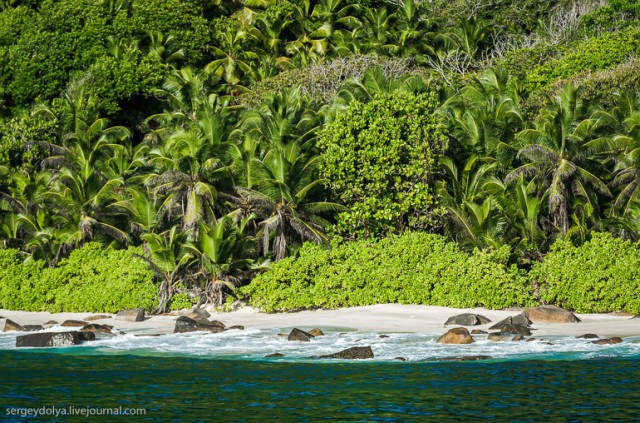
xmin=239 ymin=232 xmax=535 ymax=312
xmin=0 ymin=0 xmax=210 ymax=114
xmin=319 ymin=91 xmax=447 ymax=238
xmin=579 ymin=0 xmax=640 ymax=35
xmin=526 ymin=28 xmax=640 ymax=89
xmin=546 ymin=57 xmax=640 ymax=108
xmin=531 ymin=232 xmax=640 ymax=313
xmin=0 ymin=243 xmax=156 ymax=312
xmin=169 ymin=292 xmax=196 ymax=311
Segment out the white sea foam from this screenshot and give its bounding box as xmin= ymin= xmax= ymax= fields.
xmin=1 ymin=327 xmax=639 ymax=361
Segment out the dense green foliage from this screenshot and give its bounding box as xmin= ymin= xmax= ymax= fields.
xmin=0 ymin=243 xmax=156 ymax=312
xmin=531 ymin=233 xmax=640 ymax=313
xmin=526 ymin=28 xmax=640 ymax=90
xmin=240 ymin=232 xmax=535 ymax=312
xmin=320 ymin=91 xmax=446 ymax=238
xmin=1 ymin=0 xmax=639 ymax=312
xmin=0 ymin=0 xmax=210 ymax=115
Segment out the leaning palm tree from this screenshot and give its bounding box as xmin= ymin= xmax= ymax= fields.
xmin=232 ymin=145 xmax=343 ymax=260
xmin=506 ymin=86 xmax=611 ymax=235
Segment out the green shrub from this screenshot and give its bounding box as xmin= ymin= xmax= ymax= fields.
xmin=530 ymin=233 xmax=640 ymax=313
xmin=319 ymin=91 xmax=447 ymax=238
xmin=0 ymin=243 xmax=157 ymax=312
xmin=0 ymin=249 xmax=47 ymax=310
xmin=239 ymin=232 xmax=536 ymax=312
xmin=525 ymin=28 xmax=640 ymax=89
xmin=169 ymin=292 xmax=195 ymax=311
xmin=579 ymin=0 xmax=640 ymax=36
xmin=499 ymin=44 xmax=557 ymax=82
xmin=0 ymin=0 xmax=210 ymax=111
xmin=545 ymin=57 xmax=640 ymax=107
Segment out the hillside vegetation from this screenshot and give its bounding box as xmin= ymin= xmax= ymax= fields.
xmin=1 ymin=0 xmax=639 ymax=312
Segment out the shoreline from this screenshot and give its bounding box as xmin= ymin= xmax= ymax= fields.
xmin=2 ymin=304 xmax=639 ymax=338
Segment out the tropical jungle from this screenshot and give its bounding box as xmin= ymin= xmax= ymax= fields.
xmin=1 ymin=0 xmax=640 ymax=314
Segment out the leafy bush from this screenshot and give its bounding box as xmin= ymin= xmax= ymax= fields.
xmin=0 ymin=0 xmax=210 ymax=111
xmin=530 ymin=233 xmax=640 ymax=313
xmin=0 ymin=243 xmax=157 ymax=312
xmin=546 ymin=57 xmax=640 ymax=107
xmin=239 ymin=232 xmax=536 ymax=312
xmin=319 ymin=91 xmax=447 ymax=238
xmin=0 ymin=249 xmax=47 ymax=310
xmin=525 ymin=27 xmax=640 ymax=89
xmin=499 ymin=44 xmax=558 ymax=83
xmin=169 ymin=292 xmax=196 ymax=311
xmin=579 ymin=0 xmax=640 ymax=36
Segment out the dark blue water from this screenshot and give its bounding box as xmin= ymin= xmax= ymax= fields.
xmin=1 ymin=351 xmax=639 ymax=422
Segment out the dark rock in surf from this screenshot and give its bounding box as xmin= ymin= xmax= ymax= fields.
xmin=16 ymin=331 xmax=88 ymax=348
xmin=287 ymin=328 xmax=314 ymax=342
xmin=576 ymin=334 xmax=599 ymax=339
xmin=174 ymin=316 xmax=200 ymax=333
xmin=319 ymin=346 xmax=374 ymax=360
xmin=591 ymin=337 xmax=622 ymax=345
xmin=173 ymin=316 xmax=225 ymax=333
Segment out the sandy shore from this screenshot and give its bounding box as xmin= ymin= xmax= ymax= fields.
xmin=2 ymin=305 xmax=639 ymax=338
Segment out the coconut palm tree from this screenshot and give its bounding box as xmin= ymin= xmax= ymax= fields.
xmin=141 ymin=227 xmax=194 ymax=313
xmin=145 ymin=96 xmax=236 ymax=230
xmin=605 ymin=93 xmax=640 ymax=218
xmin=185 ymin=213 xmax=257 ymax=306
xmin=233 ymin=145 xmax=343 ymax=260
xmin=390 ymin=0 xmax=435 ymax=59
xmin=507 ymin=86 xmax=611 ymax=235
xmin=441 ymin=67 xmax=524 ymax=166
xmin=206 ymin=28 xmax=258 ymax=93
xmin=32 ymin=85 xmax=133 ymax=253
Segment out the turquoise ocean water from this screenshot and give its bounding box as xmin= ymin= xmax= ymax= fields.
xmin=1 ymin=329 xmax=639 ymax=422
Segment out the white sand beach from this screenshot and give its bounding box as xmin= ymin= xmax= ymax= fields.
xmin=1 ymin=304 xmax=639 ymax=338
